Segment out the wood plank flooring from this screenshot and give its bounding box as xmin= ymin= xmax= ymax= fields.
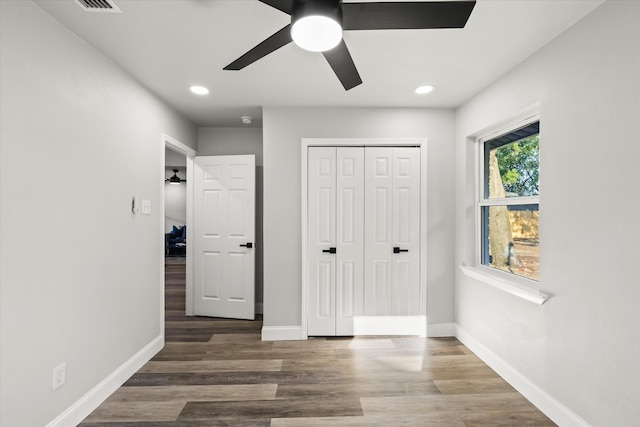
xmin=79 ymin=258 xmax=555 ymax=426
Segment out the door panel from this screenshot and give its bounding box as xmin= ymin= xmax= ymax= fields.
xmin=392 ymin=148 xmax=420 ymax=316
xmin=194 ymin=155 xmax=255 ymax=320
xmin=203 ymin=251 xmax=221 ymax=298
xmin=335 ymin=148 xmax=364 ymax=335
xmin=307 ymin=147 xmax=337 ymax=335
xmin=364 ymin=147 xmax=420 ymax=316
xmin=364 ymin=148 xmax=394 ymax=315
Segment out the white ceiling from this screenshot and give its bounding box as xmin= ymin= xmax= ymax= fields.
xmin=33 ymin=0 xmax=604 ymax=127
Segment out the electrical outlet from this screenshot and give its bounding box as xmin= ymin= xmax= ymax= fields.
xmin=52 ymin=362 xmax=66 ymax=391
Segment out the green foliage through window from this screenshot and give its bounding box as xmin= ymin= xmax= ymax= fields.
xmin=495 ymin=135 xmax=539 ymax=196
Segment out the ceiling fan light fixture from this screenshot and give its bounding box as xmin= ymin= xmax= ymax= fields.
xmin=291 ymin=15 xmax=342 ymax=52
xmin=168 ymin=169 xmax=183 ymax=185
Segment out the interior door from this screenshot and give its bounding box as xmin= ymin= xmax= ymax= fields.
xmin=193 ymin=155 xmax=255 ymax=320
xmin=364 ymin=147 xmax=420 ymax=316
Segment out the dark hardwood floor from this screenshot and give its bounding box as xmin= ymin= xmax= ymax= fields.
xmin=79 ymin=257 xmax=555 ymax=426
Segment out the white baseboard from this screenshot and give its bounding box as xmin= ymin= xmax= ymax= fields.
xmin=261 ymin=326 xmax=304 ymax=341
xmin=455 ymin=325 xmax=591 ymax=427
xmin=427 ymin=322 xmax=456 ymax=337
xmin=46 ymin=334 xmax=163 ymax=427
xmin=263 ymin=317 xmax=428 ymax=341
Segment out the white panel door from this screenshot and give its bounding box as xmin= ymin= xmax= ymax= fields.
xmin=364 ymin=148 xmax=394 ymax=315
xmin=335 ymin=148 xmax=364 ymax=335
xmin=391 ymin=148 xmax=421 ymax=315
xmin=307 ymin=147 xmax=337 ymax=335
xmin=364 ymin=147 xmax=420 ymax=316
xmin=193 ymin=155 xmax=255 ymax=320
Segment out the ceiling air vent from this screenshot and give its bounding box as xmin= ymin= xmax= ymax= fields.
xmin=74 ymin=0 xmax=122 ymax=13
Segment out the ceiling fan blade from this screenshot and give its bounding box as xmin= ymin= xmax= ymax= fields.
xmin=342 ymin=1 xmax=476 ymax=30
xmin=322 ymin=40 xmax=362 ymax=91
xmin=224 ymin=25 xmax=292 ymax=70
xmin=259 ymin=0 xmax=293 ymax=15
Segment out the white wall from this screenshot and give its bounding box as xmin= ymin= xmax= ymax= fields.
xmin=164 ymin=167 xmax=187 ymax=233
xmin=0 ymin=2 xmax=196 ymax=426
xmin=262 ymin=108 xmax=455 ymax=330
xmin=198 ymin=127 xmax=263 ymax=164
xmin=165 ymin=147 xmax=187 ymax=168
xmin=454 ymin=1 xmax=640 ymax=426
xmin=198 ymin=127 xmax=264 ymax=310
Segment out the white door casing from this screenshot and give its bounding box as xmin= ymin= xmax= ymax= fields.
xmin=162 ymin=133 xmax=197 ymax=318
xmin=193 ymin=155 xmax=255 ymax=320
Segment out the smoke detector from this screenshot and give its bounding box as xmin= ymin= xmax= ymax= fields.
xmin=75 ymin=0 xmax=122 ymax=13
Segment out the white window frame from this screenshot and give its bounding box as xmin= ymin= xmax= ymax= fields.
xmin=459 ymin=105 xmax=548 ymax=305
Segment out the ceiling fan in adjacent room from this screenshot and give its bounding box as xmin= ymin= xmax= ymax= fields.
xmin=224 ymin=0 xmax=476 ymax=90
xmin=166 ymin=169 xmax=186 ymax=185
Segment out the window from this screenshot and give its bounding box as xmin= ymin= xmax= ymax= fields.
xmin=479 ymin=121 xmax=539 ymax=282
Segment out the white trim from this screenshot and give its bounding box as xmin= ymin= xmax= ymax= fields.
xmin=261 ymin=326 xmax=305 ymax=341
xmin=455 ymin=326 xmax=591 ymax=427
xmin=300 ymin=138 xmax=428 ymax=340
xmin=163 ymin=133 xmax=196 ymax=157
xmin=469 ymin=104 xmax=540 ymax=142
xmin=300 ymin=145 xmax=309 ymax=339
xmin=46 ymin=335 xmax=163 ymax=427
xmin=184 ymin=156 xmax=194 ymax=316
xmin=352 ymin=316 xmax=427 ymax=337
xmin=302 ymin=138 xmax=426 ymax=147
xmin=479 ymin=196 xmax=539 ymax=207
xmin=162 ymin=133 xmax=196 ymax=316
xmin=460 ymin=265 xmax=548 ymax=305
xmin=427 ymin=322 xmax=456 ymax=337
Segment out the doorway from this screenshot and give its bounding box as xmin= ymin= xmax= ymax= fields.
xmin=163 ymin=133 xmax=196 ymax=316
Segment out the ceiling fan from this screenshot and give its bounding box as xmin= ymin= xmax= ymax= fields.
xmin=224 ymin=0 xmax=476 ymax=90
xmin=166 ymin=169 xmax=186 ymax=185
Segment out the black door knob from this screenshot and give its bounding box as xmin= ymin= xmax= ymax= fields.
xmin=240 ymin=242 xmax=253 ymax=248
xmin=322 ymin=247 xmax=337 ymax=254
xmin=393 ymin=247 xmax=409 ymax=254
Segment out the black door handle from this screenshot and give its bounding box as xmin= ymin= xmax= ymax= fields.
xmin=393 ymin=247 xmax=409 ymax=254
xmin=322 ymin=247 xmax=337 ymax=254
xmin=240 ymin=242 xmax=253 ymax=248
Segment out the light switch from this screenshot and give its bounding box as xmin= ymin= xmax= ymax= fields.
xmin=141 ymin=199 xmax=151 ymax=215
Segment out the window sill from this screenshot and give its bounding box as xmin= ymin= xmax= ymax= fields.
xmin=459 ymin=265 xmax=548 ymax=305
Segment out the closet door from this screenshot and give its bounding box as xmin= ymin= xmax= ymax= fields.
xmin=364 ymin=147 xmax=420 ymax=316
xmin=308 ymin=147 xmax=364 ymax=336
xmin=335 ymin=148 xmax=364 ymax=335
xmin=307 ymin=147 xmax=337 ymax=336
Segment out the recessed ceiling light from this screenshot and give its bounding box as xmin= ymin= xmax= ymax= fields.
xmin=241 ymin=116 xmax=253 ymax=125
xmin=414 ymin=85 xmax=435 ymax=95
xmin=189 ymin=85 xmax=209 ymax=95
